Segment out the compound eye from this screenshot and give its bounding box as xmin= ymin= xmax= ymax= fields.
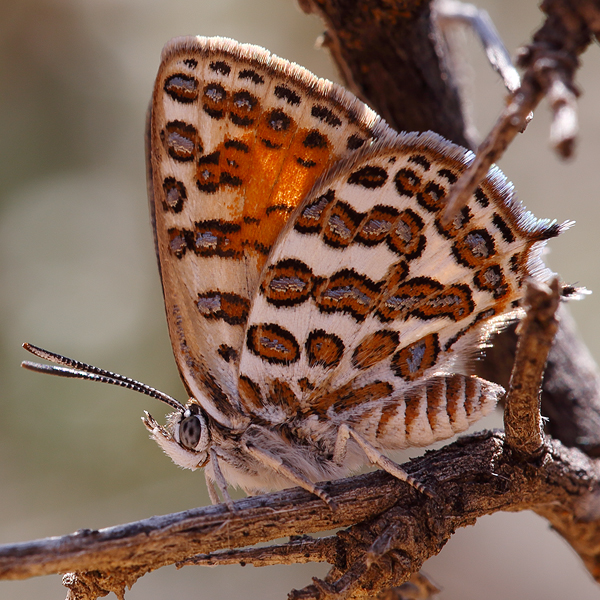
xmin=179 ymin=415 xmax=203 ymax=450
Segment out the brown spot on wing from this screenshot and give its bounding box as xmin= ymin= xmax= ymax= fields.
xmin=163 ymin=121 xmax=200 ymax=161
xmin=376 ymin=403 xmax=400 ymax=440
xmin=352 ymin=330 xmax=399 ymax=370
xmin=218 ymin=344 xmax=238 ymax=363
xmin=162 ymin=177 xmax=187 ymax=213
xmin=323 ymin=201 xmax=364 ymax=248
xmin=199 ymin=370 xmax=238 ymax=420
xmin=313 ymin=380 xmax=393 ymax=416
xmin=209 ymin=60 xmax=231 ymax=75
xmin=190 ymin=220 xmax=244 ymax=258
xmin=464 ymin=377 xmax=482 ymax=419
xmin=347 ymin=165 xmax=388 ymax=188
xmin=164 ymin=73 xmax=199 ymax=103
xmin=412 ymin=284 xmax=474 ymax=322
xmin=426 ymin=379 xmax=447 ymax=432
xmin=246 ymin=323 xmax=300 ymax=365
xmin=356 ymin=205 xmax=399 ymax=246
xmin=274 ymin=84 xmax=301 ymax=105
xmin=315 ymin=269 xmax=381 ymax=322
xmin=473 ymin=264 xmax=509 ymax=299
xmin=261 ymin=259 xmax=315 ymax=307
xmin=196 ymin=291 xmax=250 ymax=325
xmin=417 ymin=181 xmax=447 ymax=213
xmin=268 ymin=379 xmax=301 ymax=415
xmin=378 ymin=277 xmax=444 ymax=321
xmin=435 ymin=206 xmax=472 ymax=239
xmin=294 ymin=190 xmax=335 ymax=235
xmin=452 ymin=228 xmax=497 ymax=268
xmin=239 ymin=375 xmax=264 ymax=412
xmin=230 ymin=90 xmax=260 ymax=127
xmin=306 ymin=330 xmax=344 ymax=369
xmin=445 ymin=374 xmax=465 ymax=426
xmin=202 ymin=82 xmax=227 ymax=119
xmin=407 ymin=154 xmax=431 ymax=170
xmin=386 ymin=209 xmax=426 ymax=259
xmin=391 ymin=334 xmax=440 ymax=381
xmin=394 ymin=167 xmax=421 ymax=197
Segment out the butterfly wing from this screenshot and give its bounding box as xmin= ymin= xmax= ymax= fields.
xmin=238 ymin=132 xmax=562 ymax=446
xmin=147 ymin=36 xmax=395 ymax=427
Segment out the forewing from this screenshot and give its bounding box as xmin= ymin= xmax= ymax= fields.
xmin=147 ymin=36 xmax=394 ymax=426
xmin=238 ymin=132 xmax=563 ymax=435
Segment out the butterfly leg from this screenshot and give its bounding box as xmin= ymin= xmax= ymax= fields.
xmin=208 ymin=447 xmax=236 ymax=511
xmin=243 ymin=442 xmax=338 ymax=510
xmin=344 ymin=426 xmax=433 ymax=498
xmin=333 ymin=423 xmax=351 ymax=465
xmin=205 ymin=471 xmax=221 ymax=505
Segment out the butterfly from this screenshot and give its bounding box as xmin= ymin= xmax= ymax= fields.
xmin=23 ymin=36 xmax=564 ymax=509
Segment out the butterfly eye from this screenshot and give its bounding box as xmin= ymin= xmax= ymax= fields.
xmin=179 ymin=414 xmax=204 ymax=450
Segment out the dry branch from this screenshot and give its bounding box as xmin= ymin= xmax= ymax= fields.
xmin=441 ymin=0 xmax=599 ymax=220
xmin=1 ymin=432 xmax=599 ymax=598
xmin=504 ymin=278 xmax=561 ymax=455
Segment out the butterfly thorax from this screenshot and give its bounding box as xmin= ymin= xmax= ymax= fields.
xmin=146 ymin=394 xmax=364 ymax=493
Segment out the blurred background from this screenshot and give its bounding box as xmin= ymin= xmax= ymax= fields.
xmin=1 ymin=0 xmax=599 ymax=598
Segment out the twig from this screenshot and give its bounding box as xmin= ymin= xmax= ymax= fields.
xmin=2 ymin=430 xmax=600 ymax=599
xmin=177 ymin=535 xmax=337 ymax=568
xmin=435 ymin=0 xmax=521 ymax=93
xmin=504 ymin=278 xmax=561 ymax=455
xmin=442 ymin=0 xmax=598 ymax=223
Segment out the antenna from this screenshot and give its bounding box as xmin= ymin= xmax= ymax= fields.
xmin=21 ymin=342 xmax=185 ymax=412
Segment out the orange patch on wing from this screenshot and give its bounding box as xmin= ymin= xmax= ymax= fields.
xmin=306 ymin=329 xmax=345 ymax=369
xmin=376 ymin=402 xmax=400 ymax=440
xmin=246 ymin=323 xmax=300 ymax=365
xmin=405 ymin=387 xmax=427 ymax=438
xmin=426 ymin=379 xmax=447 ymax=432
xmin=463 ymin=377 xmax=482 ymax=419
xmin=267 ymin=379 xmax=301 ymax=415
xmin=238 ymin=118 xmax=337 ymax=272
xmin=239 ymin=375 xmax=265 ymax=412
xmin=443 ymin=374 xmax=464 ymax=426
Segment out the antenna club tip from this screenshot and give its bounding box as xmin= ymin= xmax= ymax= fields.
xmin=21 ymin=360 xmax=40 ymax=371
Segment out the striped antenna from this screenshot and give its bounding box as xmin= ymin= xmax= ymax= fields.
xmin=21 ymin=342 xmax=185 ymax=412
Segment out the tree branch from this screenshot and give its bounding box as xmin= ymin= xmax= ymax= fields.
xmin=504 ymin=278 xmax=560 ymax=455
xmin=298 ymin=0 xmax=471 ymax=146
xmin=1 ymin=431 xmax=599 ymax=598
xmin=441 ymin=0 xmax=597 ymax=220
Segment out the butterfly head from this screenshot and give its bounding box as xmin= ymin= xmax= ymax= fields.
xmin=143 ymin=403 xmax=211 ymax=470
xmin=20 ymin=343 xmax=213 ymax=471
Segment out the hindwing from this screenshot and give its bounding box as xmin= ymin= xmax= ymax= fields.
xmin=238 ymin=134 xmax=562 ymax=446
